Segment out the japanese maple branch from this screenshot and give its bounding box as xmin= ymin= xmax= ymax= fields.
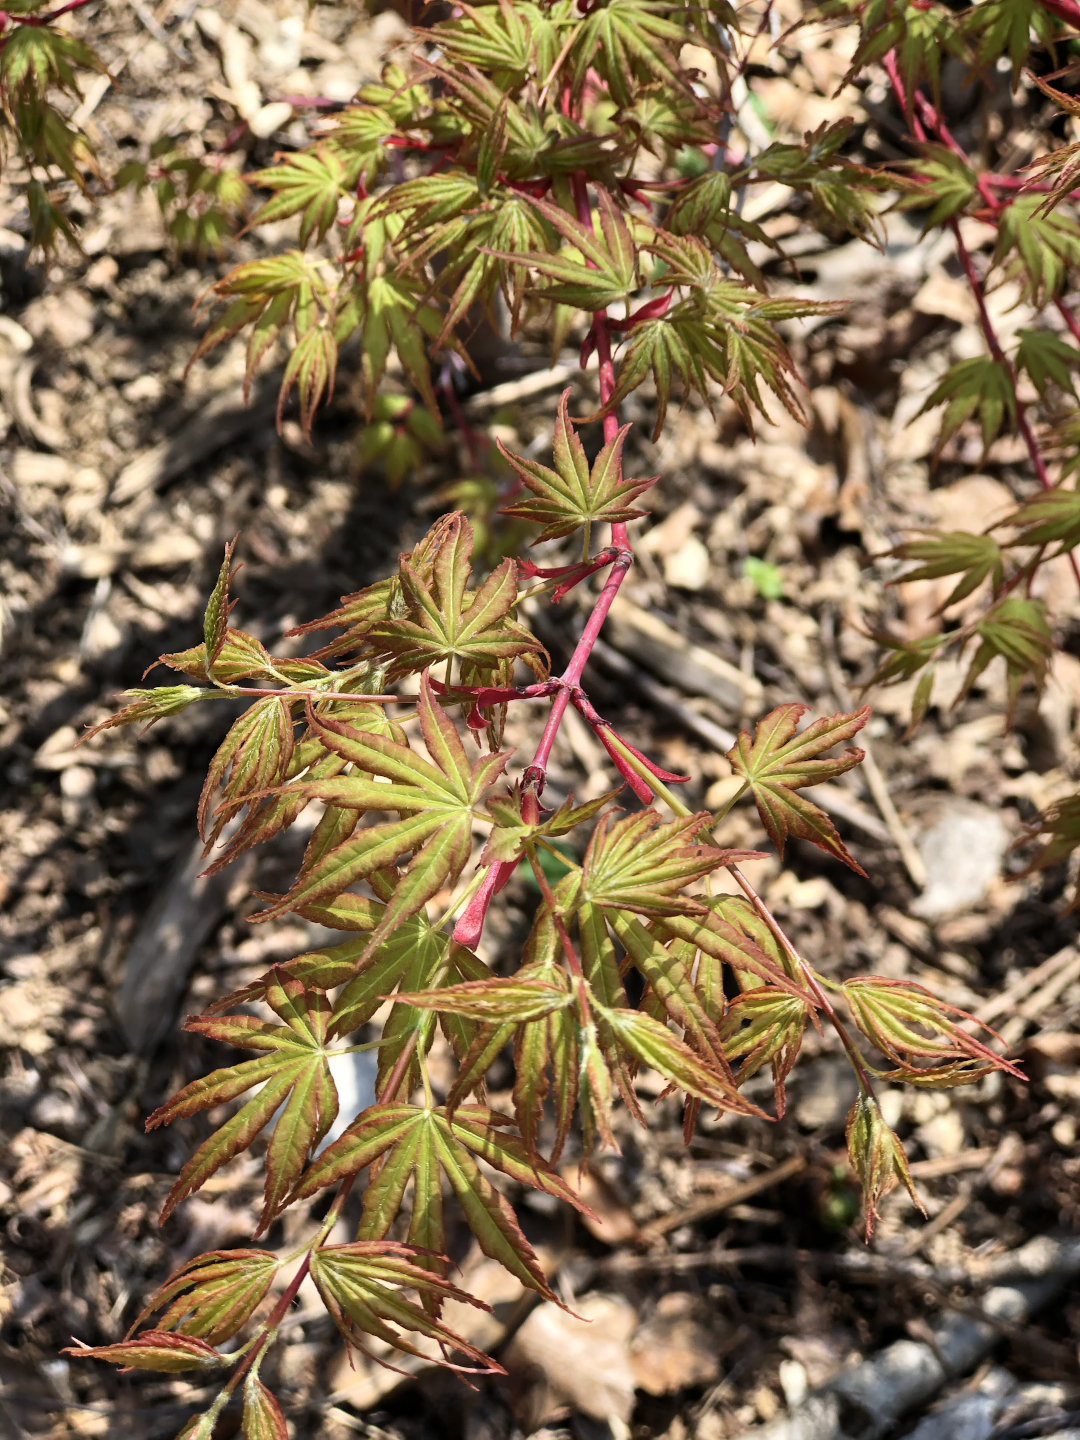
xmin=884 ymin=52 xmax=1080 ymax=593
xmin=455 ymin=173 xmax=636 ymax=944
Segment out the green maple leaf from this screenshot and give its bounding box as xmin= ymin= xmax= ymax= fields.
xmin=846 ymin=0 xmax=966 ymax=107
xmin=498 ymin=189 xmax=638 ymax=310
xmin=242 ymin=1375 xmax=288 ymax=1440
xmin=1014 ymin=328 xmax=1080 ymax=398
xmin=247 ymin=147 xmax=351 ymax=248
xmin=253 ymin=674 xmax=510 ymax=948
xmin=1017 ymin=794 xmax=1080 ymax=905
xmin=569 ymin=809 xmax=754 ymax=919
xmin=887 ymin=529 xmax=1003 ymax=610
xmin=430 ymin=0 xmax=534 ymax=78
xmin=570 ymin=0 xmax=691 ymax=108
xmin=918 ymin=355 xmax=1016 ymax=460
xmin=1003 ymin=484 xmax=1080 ymax=557
xmin=197 ymin=696 xmax=295 ymax=846
xmin=993 ymin=195 xmax=1080 ymax=306
xmin=293 ymin=1103 xmax=583 ymax=1298
xmin=367 ymin=513 xmax=544 ymax=679
xmin=480 ymin=784 xmax=618 ymax=865
xmin=959 ymin=596 xmax=1052 ymax=721
xmin=963 ymin=0 xmax=1055 ymax=82
xmin=895 ymin=146 xmax=977 ymax=232
xmin=727 ymin=703 xmax=869 ymax=873
xmin=498 ymin=389 xmax=656 ymax=542
xmin=146 ymin=969 xmax=341 ymax=1230
xmin=309 ymin=1241 xmax=497 ymax=1366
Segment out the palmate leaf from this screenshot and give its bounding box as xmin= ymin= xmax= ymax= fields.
xmin=366 ymin=512 xmax=545 ymax=680
xmin=287 ymin=511 xmax=459 ymax=661
xmin=845 ymin=0 xmax=966 ymax=107
xmin=993 ymin=195 xmax=1080 ymax=306
xmin=146 ymin=969 xmax=339 ymax=1229
xmin=309 ymin=1241 xmax=498 ymax=1368
xmin=841 ymin=977 xmax=1024 ymax=1086
xmin=1016 ymin=793 xmax=1080 ymax=905
xmin=1003 ymin=484 xmax=1080 ymax=556
xmin=498 ymin=389 xmax=657 ymax=541
xmin=481 ymin=784 xmax=618 ymax=865
xmin=1 ymin=25 xmax=102 ymax=95
xmin=718 ymin=986 xmax=811 ymax=1116
xmin=197 ymin=696 xmax=294 ymax=846
xmin=188 ymin=252 xmax=327 ymax=404
xmin=497 ymin=188 xmax=638 ymax=310
xmin=958 ymin=596 xmax=1053 ymax=721
xmin=252 ymin=675 xmax=510 ymax=950
xmin=918 ymin=356 xmax=1016 ymax=460
xmin=567 ymin=809 xmax=758 ymax=920
xmin=429 ymin=0 xmax=534 ymax=78
xmin=206 ymin=907 xmax=488 ymax=1099
xmin=293 ymin=1103 xmax=584 ymax=1299
xmin=62 ymin=1333 xmax=228 ymax=1374
xmin=128 ymin=1250 xmax=279 ymax=1346
xmin=1014 ymin=328 xmax=1080 ymax=398
xmin=247 ymin=147 xmax=351 ymax=248
xmin=846 ymin=1093 xmax=923 ymax=1241
xmin=963 ymin=0 xmax=1056 ymax=84
xmin=570 ymin=0 xmax=692 ymax=108
xmin=887 ymin=529 xmax=1004 ymax=610
xmin=727 ymin=703 xmax=870 ymax=874
xmin=895 ymin=146 xmax=978 ymax=232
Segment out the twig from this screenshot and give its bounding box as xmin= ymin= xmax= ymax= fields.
xmin=897 ymin=1136 xmax=1020 ymax=1258
xmin=820 ymin=608 xmax=928 ymax=887
xmin=128 ymin=0 xmax=191 ymax=61
xmin=639 ymin=1155 xmax=806 ymax=1239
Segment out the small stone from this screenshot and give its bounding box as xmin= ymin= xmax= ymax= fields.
xmin=663 ymin=535 xmax=711 ymax=590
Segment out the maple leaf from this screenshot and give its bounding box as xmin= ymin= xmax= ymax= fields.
xmin=1015 ymin=793 xmax=1080 ymax=906
xmin=62 ymin=1333 xmax=229 ymax=1374
xmin=367 ymin=513 xmax=544 ymax=680
xmin=498 ymin=389 xmax=656 ymax=543
xmin=496 ymin=189 xmax=638 ymax=311
xmin=293 ymin=1103 xmax=584 ymax=1298
xmin=146 ymin=968 xmax=340 ymax=1230
xmin=842 ymin=977 xmax=1024 ymax=1086
xmin=480 ymin=784 xmax=618 ymax=866
xmin=570 ymin=809 xmax=759 ymax=919
xmin=197 ymin=696 xmax=295 ymax=846
xmin=243 ymin=1375 xmax=288 ymax=1440
xmin=887 ymin=529 xmax=1003 ymax=610
xmin=247 ymin=147 xmax=351 ymax=248
xmin=1014 ymin=328 xmax=1080 ymax=398
xmin=429 ymin=0 xmax=534 ymax=79
xmin=127 ymin=1250 xmax=279 ymax=1346
xmin=252 ymin=675 xmax=510 ymax=950
xmin=964 ymin=0 xmax=1056 ymax=84
xmin=958 ymin=597 xmax=1052 ymax=722
xmin=918 ymin=355 xmax=1016 ymax=461
xmin=895 ymin=146 xmax=977 ymax=232
xmin=726 ymin=704 xmax=869 ymax=874
xmin=309 ymin=1241 xmax=498 ymax=1369
xmin=569 ymin=0 xmax=692 ymax=109
xmin=993 ymin=195 xmax=1080 ymax=306
xmin=846 ymin=1093 xmax=924 ymax=1240
xmin=845 ymin=0 xmax=966 ymax=108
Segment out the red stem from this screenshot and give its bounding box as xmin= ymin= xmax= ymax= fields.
xmin=457 ymin=174 xmax=638 ymax=945
xmin=1036 ymin=0 xmax=1080 ymax=26
xmin=1056 ymin=295 xmax=1080 ymax=347
xmin=1 ymin=0 xmax=94 ymax=25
